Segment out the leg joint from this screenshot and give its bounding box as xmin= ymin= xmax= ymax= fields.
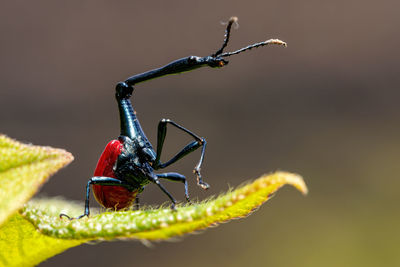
xmin=160 ymin=118 xmax=171 ymax=124
xmin=199 ymin=137 xmax=206 ymax=145
xmin=115 ymin=82 xmax=134 ymax=100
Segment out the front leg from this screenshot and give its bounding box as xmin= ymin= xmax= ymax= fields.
xmin=152 ymin=119 xmax=209 ymax=190
xmin=157 ymin=172 xmax=190 ymax=202
xmin=59 ymin=176 xmax=132 ymax=220
xmin=147 ymin=173 xmax=177 ymax=210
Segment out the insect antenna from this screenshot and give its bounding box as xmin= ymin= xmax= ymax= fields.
xmin=219 ymin=39 xmax=287 ymax=58
xmin=212 ymin=16 xmax=238 ymax=57
xmin=211 ymin=16 xmax=287 ymax=58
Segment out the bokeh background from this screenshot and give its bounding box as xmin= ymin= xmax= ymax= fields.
xmin=1 ymin=0 xmax=400 ymax=266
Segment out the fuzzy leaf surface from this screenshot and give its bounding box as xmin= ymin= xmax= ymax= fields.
xmin=0 ymin=135 xmax=73 ymax=226
xmin=22 ymin=172 xmax=307 ymax=240
xmin=0 ymin=214 xmax=81 ymax=267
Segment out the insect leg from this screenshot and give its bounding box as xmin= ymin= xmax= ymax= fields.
xmin=148 ymin=174 xmax=177 ymax=210
xmin=134 ymin=197 xmax=140 ymax=210
xmin=153 ymin=119 xmax=209 ymax=189
xmin=59 ymin=176 xmax=132 ymax=220
xmin=157 ymin=172 xmax=190 ymax=202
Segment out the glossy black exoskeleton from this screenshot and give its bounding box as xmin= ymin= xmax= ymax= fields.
xmin=60 ymin=17 xmax=286 ymax=219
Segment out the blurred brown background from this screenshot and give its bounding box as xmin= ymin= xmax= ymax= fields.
xmin=1 ymin=0 xmax=400 ymax=266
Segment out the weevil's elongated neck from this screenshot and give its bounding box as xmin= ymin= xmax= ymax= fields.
xmin=117 ymin=97 xmax=148 ymax=141
xmin=125 ymin=56 xmax=225 ymax=86
xmin=115 ymin=82 xmax=149 ymax=141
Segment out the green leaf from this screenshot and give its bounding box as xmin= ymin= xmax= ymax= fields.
xmin=0 ymin=214 xmax=81 ymax=267
xmin=22 ymin=172 xmax=307 ymax=240
xmin=0 ymin=135 xmax=73 ymax=226
xmin=0 ymin=135 xmax=307 ymax=266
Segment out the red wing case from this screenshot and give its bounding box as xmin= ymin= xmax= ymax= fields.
xmin=92 ymin=139 xmax=137 ymax=209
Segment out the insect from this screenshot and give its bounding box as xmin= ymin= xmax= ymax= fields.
xmin=60 ymin=17 xmax=286 ymax=219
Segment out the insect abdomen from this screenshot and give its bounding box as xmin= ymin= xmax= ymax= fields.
xmin=92 ymin=139 xmax=138 ymax=210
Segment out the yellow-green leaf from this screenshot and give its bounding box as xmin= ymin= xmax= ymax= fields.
xmin=0 ymin=135 xmax=73 ymax=226
xmin=0 ymin=214 xmax=81 ymax=267
xmin=0 ymin=135 xmax=307 ymax=266
xmin=22 ymin=172 xmax=307 ymax=240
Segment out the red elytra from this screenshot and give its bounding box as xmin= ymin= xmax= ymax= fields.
xmin=92 ymin=139 xmax=138 ymax=210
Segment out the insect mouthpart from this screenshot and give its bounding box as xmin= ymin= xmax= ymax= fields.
xmin=203 ymin=56 xmax=229 ymax=68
